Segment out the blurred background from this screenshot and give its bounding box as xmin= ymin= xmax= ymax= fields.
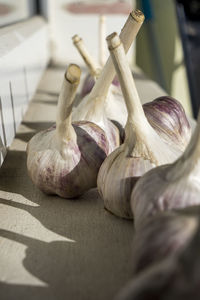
xmin=0 ymin=0 xmax=200 ymax=118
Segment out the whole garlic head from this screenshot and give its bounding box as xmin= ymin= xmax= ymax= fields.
xmin=97 ymin=33 xmax=181 ymax=219
xmin=27 ymin=64 xmax=109 ymax=198
xmin=132 ymin=111 xmax=200 ymax=227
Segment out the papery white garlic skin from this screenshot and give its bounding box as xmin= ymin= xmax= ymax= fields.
xmin=73 ymin=90 xmax=121 ymax=154
xmin=97 ymin=144 xmax=156 ymax=219
xmin=131 ymin=161 xmax=200 ymax=228
xmin=27 ymin=64 xmax=110 ymax=198
xmin=27 ymin=121 xmax=109 ymax=198
xmin=132 ymin=212 xmax=198 ymax=275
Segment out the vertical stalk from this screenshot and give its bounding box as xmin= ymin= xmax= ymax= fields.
xmin=88 ymin=9 xmax=144 ymax=101
xmin=72 ymin=35 xmax=100 ymax=77
xmin=99 ymin=14 xmax=106 ymax=66
xmin=56 ymin=64 xmax=81 ymax=141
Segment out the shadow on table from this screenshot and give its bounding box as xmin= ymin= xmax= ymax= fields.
xmin=0 ymin=146 xmax=133 ymax=300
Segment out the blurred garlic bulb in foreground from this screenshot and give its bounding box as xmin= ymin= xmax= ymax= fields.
xmin=132 ymin=212 xmax=197 ymax=275
xmin=97 ymin=33 xmax=181 ymax=219
xmin=27 ymin=64 xmax=109 ymax=198
xmin=116 ymin=220 xmax=200 ymax=300
xmin=132 ymin=110 xmax=200 ymax=228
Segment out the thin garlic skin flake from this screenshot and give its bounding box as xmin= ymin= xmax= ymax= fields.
xmin=27 ymin=64 xmax=109 ymax=198
xmin=132 ymin=110 xmax=200 ymax=227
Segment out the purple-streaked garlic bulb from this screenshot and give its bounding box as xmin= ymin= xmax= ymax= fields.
xmin=132 ymin=110 xmax=200 ymax=227
xmin=132 ymin=212 xmax=197 ymax=275
xmin=72 ymin=9 xmax=145 ymax=148
xmin=115 ymin=221 xmax=200 ymax=300
xmin=97 ymin=33 xmax=181 ymax=219
xmin=27 ymin=64 xmax=109 ymax=198
xmin=143 ymin=96 xmax=191 ymax=152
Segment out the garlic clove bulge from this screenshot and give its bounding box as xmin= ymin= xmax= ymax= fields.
xmin=143 ymin=96 xmax=191 ymax=152
xmin=27 ymin=64 xmax=109 ymax=198
xmin=132 ymin=110 xmax=200 ymax=227
xmin=97 ymin=33 xmax=181 ymax=219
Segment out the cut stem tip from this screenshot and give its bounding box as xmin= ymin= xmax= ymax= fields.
xmin=72 ymin=34 xmax=81 ymax=44
xmin=106 ymin=32 xmax=121 ymax=51
xmin=131 ymin=9 xmax=145 ymax=23
xmin=66 ymin=64 xmax=81 ymax=84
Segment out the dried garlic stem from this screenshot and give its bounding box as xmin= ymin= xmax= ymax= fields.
xmin=107 ymin=32 xmax=161 ymax=161
xmin=88 ymin=9 xmax=144 ymax=102
xmin=56 ymin=64 xmax=81 ymax=142
xmin=99 ymin=14 xmax=106 ymax=66
xmin=72 ymin=35 xmax=100 ymax=77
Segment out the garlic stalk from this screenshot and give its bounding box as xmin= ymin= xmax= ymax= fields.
xmin=27 ymin=64 xmax=109 ymax=198
xmin=72 ymin=11 xmax=191 ymax=151
xmin=73 ymin=9 xmax=145 ymax=145
xmin=72 ymin=34 xmax=100 ymax=98
xmin=99 ymin=14 xmax=106 ymax=66
xmin=132 ymin=212 xmax=197 ymax=275
xmin=116 ymin=221 xmax=200 ymax=300
xmin=72 ymin=34 xmax=100 ymax=78
xmin=72 ymin=34 xmax=120 ymax=98
xmin=97 ymin=33 xmax=181 ymax=219
xmin=132 ymin=110 xmax=200 ymax=227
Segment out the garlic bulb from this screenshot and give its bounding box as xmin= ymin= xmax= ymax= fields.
xmin=132 ymin=212 xmax=197 ymax=275
xmin=27 ymin=64 xmax=109 ymax=198
xmin=73 ymin=9 xmax=145 ymax=137
xmin=116 ymin=222 xmax=200 ymax=300
xmin=132 ymin=110 xmax=200 ymax=227
xmin=143 ymin=96 xmax=191 ymax=152
xmin=97 ymin=33 xmax=181 ymax=219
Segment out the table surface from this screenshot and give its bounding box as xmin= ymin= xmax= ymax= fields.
xmin=0 ymin=66 xmax=193 ymax=300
